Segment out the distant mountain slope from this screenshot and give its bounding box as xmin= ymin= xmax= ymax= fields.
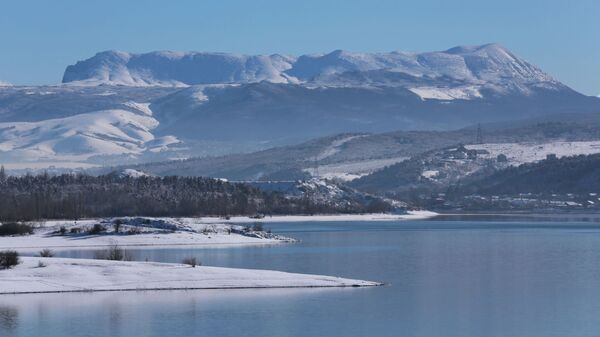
xmin=349 ymin=123 xmax=600 ymax=196
xmin=100 ymin=121 xmax=600 ymax=181
xmin=95 ymin=128 xmax=490 ymax=180
xmin=150 ymin=81 xmax=597 ymax=144
xmin=355 ymin=143 xmax=600 ymax=192
xmin=0 ymin=86 xmax=177 ymax=122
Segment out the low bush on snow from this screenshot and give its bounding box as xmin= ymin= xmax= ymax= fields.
xmin=182 ymin=257 xmax=200 ymax=268
xmin=94 ymin=244 xmax=131 ymax=261
xmin=0 ymin=223 xmax=34 ymax=236
xmin=0 ymin=250 xmax=20 ymax=269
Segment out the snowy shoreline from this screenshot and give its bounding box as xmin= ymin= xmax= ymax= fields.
xmin=0 ymin=257 xmax=382 ymax=295
xmin=0 ymin=230 xmax=294 ymax=252
xmin=0 ymin=212 xmax=436 ymax=252
xmin=197 ymin=210 xmax=438 ymax=223
xmin=0 ymin=219 xmax=293 ymax=252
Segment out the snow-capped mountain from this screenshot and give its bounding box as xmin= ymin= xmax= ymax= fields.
xmin=63 ymin=51 xmax=297 ymax=86
xmin=291 ymin=44 xmax=560 ymax=93
xmin=2 ymin=44 xmax=600 ymax=170
xmin=62 ymin=44 xmax=561 ymax=98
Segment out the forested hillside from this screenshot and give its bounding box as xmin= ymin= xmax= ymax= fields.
xmin=0 ymin=171 xmax=388 ymax=221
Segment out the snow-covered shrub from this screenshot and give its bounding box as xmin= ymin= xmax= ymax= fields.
xmin=39 ymin=249 xmax=54 ymax=257
xmin=95 ymin=244 xmax=131 ymax=261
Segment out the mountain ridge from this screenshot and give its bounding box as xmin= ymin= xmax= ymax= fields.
xmin=61 ymin=44 xmax=561 ymax=96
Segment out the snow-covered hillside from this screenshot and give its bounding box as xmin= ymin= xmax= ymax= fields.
xmin=427 ymin=141 xmax=600 ymax=185
xmin=465 ymin=141 xmax=600 ymax=166
xmin=313 ymin=157 xmax=409 ymax=181
xmin=0 ymin=104 xmax=182 ymax=166
xmin=352 ymin=139 xmax=600 ymax=196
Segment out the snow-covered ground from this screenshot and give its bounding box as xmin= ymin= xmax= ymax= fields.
xmin=310 ymin=156 xmax=409 ymax=181
xmin=465 ymin=140 xmax=600 ymax=166
xmin=0 ymin=218 xmax=293 ymax=252
xmin=314 ymin=135 xmax=366 ymax=160
xmin=0 ymin=257 xmax=381 ymax=294
xmin=409 ymin=85 xmax=483 ymax=101
xmin=421 ymin=170 xmax=439 ymax=179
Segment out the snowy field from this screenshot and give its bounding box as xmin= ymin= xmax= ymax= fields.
xmin=409 ymin=85 xmax=483 ymax=101
xmin=310 ymin=156 xmax=409 ymax=181
xmin=0 ymin=218 xmax=293 ymax=252
xmin=0 ymin=257 xmax=381 ymax=295
xmin=465 ymin=141 xmax=600 ymax=166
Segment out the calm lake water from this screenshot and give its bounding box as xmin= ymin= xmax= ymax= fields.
xmin=4 ymin=218 xmax=600 ymax=337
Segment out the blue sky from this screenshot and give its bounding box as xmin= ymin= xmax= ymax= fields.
xmin=0 ymin=0 xmax=598 ymax=95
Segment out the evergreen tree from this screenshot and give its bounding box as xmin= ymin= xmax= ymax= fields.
xmin=0 ymin=165 xmax=6 ymax=183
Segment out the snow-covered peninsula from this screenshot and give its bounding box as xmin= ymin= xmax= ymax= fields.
xmin=0 ymin=257 xmax=382 ymax=295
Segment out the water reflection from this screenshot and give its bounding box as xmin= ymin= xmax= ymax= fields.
xmin=1 ymin=288 xmax=360 ymax=337
xmin=431 ymin=213 xmax=600 ymax=223
xmin=0 ymin=305 xmax=18 ymax=333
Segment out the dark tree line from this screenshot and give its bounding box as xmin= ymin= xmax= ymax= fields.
xmin=0 ymin=171 xmax=377 ymax=221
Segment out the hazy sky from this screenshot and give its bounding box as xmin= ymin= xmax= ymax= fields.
xmin=0 ymin=0 xmax=598 ymax=95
